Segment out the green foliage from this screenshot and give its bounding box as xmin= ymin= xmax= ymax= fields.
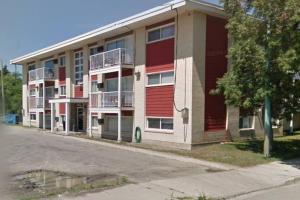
xmin=216 ymin=0 xmax=300 ymax=118
xmin=0 ymin=69 xmax=22 ymax=114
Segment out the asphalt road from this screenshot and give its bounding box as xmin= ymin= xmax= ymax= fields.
xmin=0 ymin=125 xmax=209 ymax=183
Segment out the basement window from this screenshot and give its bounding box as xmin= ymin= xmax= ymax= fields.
xmin=30 ymin=113 xmax=36 ymax=121
xmin=147 ymin=118 xmax=173 ymax=131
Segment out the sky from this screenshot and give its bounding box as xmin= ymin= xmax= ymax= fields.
xmin=0 ymin=0 xmax=220 ymax=72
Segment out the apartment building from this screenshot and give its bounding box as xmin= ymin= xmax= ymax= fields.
xmin=11 ymin=0 xmax=296 ymax=149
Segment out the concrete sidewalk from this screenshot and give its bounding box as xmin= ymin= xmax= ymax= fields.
xmin=60 ymin=161 xmax=300 ymax=200
xmin=59 ymin=162 xmax=300 ymax=200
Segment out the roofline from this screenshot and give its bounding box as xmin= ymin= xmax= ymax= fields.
xmin=10 ymin=0 xmax=224 ymax=65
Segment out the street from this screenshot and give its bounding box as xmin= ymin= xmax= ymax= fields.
xmin=1 ymin=125 xmax=300 ymax=200
xmin=0 ymin=125 xmax=209 ymax=183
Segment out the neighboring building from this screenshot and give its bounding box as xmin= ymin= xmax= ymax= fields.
xmin=10 ymin=0 xmax=293 ymax=149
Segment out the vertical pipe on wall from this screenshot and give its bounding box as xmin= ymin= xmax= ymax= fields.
xmin=117 ymin=67 xmax=122 ymax=142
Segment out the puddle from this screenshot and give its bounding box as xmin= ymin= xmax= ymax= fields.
xmin=9 ymin=170 xmax=129 ymax=199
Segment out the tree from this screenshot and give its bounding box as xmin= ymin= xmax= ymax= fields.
xmin=215 ymin=0 xmax=300 ymax=157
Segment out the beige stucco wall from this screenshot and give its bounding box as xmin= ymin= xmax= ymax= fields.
xmin=22 ymin=64 xmax=29 ymax=126
xmin=191 ymin=11 xmax=206 ymax=144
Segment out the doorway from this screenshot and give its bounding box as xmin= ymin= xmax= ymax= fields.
xmin=77 ymin=107 xmax=84 ymax=131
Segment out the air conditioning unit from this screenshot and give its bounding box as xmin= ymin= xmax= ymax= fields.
xmin=98 ymin=118 xmax=104 ymax=125
xmin=54 ymin=88 xmax=59 ymax=94
xmin=97 ymin=83 xmax=104 ymax=89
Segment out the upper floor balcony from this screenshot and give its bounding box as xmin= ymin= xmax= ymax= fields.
xmin=29 ymin=67 xmax=56 ymax=82
xmin=90 ymin=91 xmax=134 ymax=110
xmin=89 ymin=48 xmax=134 ymax=74
xmin=29 ymin=97 xmax=51 ymax=110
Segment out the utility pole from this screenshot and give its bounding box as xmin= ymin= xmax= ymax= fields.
xmin=264 ymin=22 xmax=273 ymax=157
xmin=0 ymin=60 xmax=5 ymax=120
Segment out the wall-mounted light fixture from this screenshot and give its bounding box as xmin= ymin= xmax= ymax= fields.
xmin=135 ymin=71 xmax=141 ymax=81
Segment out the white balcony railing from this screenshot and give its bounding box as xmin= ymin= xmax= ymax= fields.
xmin=90 ymin=91 xmax=134 ymax=108
xmin=29 ymin=67 xmax=56 ymax=82
xmin=90 ymin=48 xmax=133 ymax=71
xmin=29 ymin=97 xmax=51 ymax=110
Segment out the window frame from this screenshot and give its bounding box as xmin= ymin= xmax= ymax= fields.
xmin=105 ymin=38 xmax=126 ymax=51
xmin=29 ymin=88 xmax=36 ymax=96
xmin=74 ymin=51 xmax=84 ymax=85
xmin=146 ymin=117 xmax=174 ymax=133
xmin=239 ymin=116 xmax=255 ymax=130
xmin=146 ymin=70 xmax=174 ymax=87
xmin=146 ymin=23 xmax=175 ymax=44
xmin=91 ymin=115 xmax=98 ymax=129
xmin=60 ymin=85 xmax=66 ymax=96
xmin=30 ymin=113 xmax=36 ymax=121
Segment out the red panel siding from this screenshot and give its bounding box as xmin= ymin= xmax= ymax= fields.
xmin=204 ymin=15 xmax=228 ymax=131
xmin=29 ymin=84 xmax=36 ymax=89
xmin=105 ymin=69 xmax=133 ymax=79
xmin=91 ymin=112 xmax=98 ymax=116
xmin=59 ymin=67 xmax=66 ymax=85
xmin=59 ymin=103 xmax=65 ymax=115
xmin=146 ymin=86 xmax=174 ymax=117
xmin=146 ymin=38 xmax=174 ymax=73
xmin=74 ymin=85 xmax=83 ymax=97
xmin=91 ymin=75 xmax=97 ymax=81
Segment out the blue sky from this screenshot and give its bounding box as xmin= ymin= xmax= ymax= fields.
xmin=0 ymin=0 xmax=219 ymax=72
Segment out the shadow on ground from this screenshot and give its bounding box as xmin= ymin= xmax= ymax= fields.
xmin=232 ymin=133 xmax=300 ymax=168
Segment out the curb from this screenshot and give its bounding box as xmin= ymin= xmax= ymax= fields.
xmin=226 ymin=176 xmax=300 ymax=200
xmin=41 ymin=130 xmax=238 ymax=171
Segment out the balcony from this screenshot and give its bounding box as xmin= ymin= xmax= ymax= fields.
xmin=90 ymin=91 xmax=134 ymax=109
xmin=29 ymin=97 xmax=51 ymax=110
xmin=29 ymin=67 xmax=56 ymax=82
xmin=90 ymin=48 xmax=133 ymax=72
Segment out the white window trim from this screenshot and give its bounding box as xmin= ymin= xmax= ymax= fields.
xmin=59 ymin=85 xmax=66 ymax=97
xmin=239 ymin=116 xmax=255 ymax=131
xmin=146 ymin=70 xmax=175 ymax=87
xmin=146 ymin=23 xmax=175 ymax=44
xmin=145 ymin=117 xmax=174 ymax=133
xmin=74 ymin=51 xmax=84 ymax=85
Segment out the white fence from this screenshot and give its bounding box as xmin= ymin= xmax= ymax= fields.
xmin=29 ymin=68 xmax=56 ymax=82
xmin=90 ymin=48 xmax=133 ymax=71
xmin=90 ymin=91 xmax=134 ymax=108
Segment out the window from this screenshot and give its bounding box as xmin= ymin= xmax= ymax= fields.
xmin=147 ymin=118 xmax=173 ymax=131
xmin=29 ymin=89 xmax=36 ymax=96
xmin=106 ymin=78 xmax=118 ymax=92
xmin=91 ymin=81 xmax=98 ymax=93
xmin=90 ymin=46 xmax=103 ymax=56
xmin=147 ymin=24 xmax=175 ymax=43
xmin=44 ymin=60 xmax=54 ymax=69
xmin=106 ymin=39 xmax=125 ymax=51
xmin=147 ymin=71 xmax=174 ymax=86
xmin=60 ymin=85 xmax=66 ymax=96
xmin=28 ymin=64 xmax=35 ymax=71
xmin=59 ymin=56 xmax=65 ymax=67
xmin=105 ymin=76 xmax=133 ymax=92
xmin=30 ymin=113 xmax=36 ymax=121
xmin=92 ymin=116 xmax=98 ymax=128
xmin=74 ymin=51 xmax=84 ymax=85
xmin=239 ymin=116 xmax=254 ymax=129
